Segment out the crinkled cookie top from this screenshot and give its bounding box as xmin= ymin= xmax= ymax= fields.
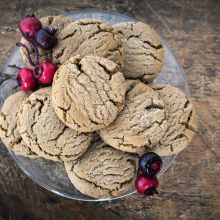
xmin=18 ymin=87 xmax=92 ymax=161
xmin=53 ymin=19 xmax=123 ymax=67
xmin=52 ymin=55 xmax=126 ymax=132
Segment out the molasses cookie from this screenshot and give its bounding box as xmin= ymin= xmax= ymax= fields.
xmin=53 ymin=19 xmax=123 ymax=68
xmin=99 ymin=80 xmax=167 ymax=153
xmin=52 ymin=55 xmax=126 ymax=132
xmin=64 ymin=140 xmax=138 ymax=198
xmin=114 ymin=22 xmax=164 ymax=83
xmin=0 ymin=91 xmax=37 ymax=157
xmin=18 ymin=87 xmax=92 ymax=161
xmin=152 ymin=85 xmax=196 ymax=156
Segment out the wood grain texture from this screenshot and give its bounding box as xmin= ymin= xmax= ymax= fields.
xmin=0 ymin=0 xmax=220 ymax=219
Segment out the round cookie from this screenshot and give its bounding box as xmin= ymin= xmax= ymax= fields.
xmin=99 ymin=80 xmax=168 ymax=154
xmin=0 ymin=91 xmax=37 ymax=157
xmin=64 ymin=140 xmax=138 ymax=198
xmin=114 ymin=22 xmax=164 ymax=83
xmin=18 ymin=87 xmax=92 ymax=161
xmin=152 ymin=85 xmax=196 ymax=156
xmin=52 ymin=55 xmax=126 ymax=132
xmin=20 ymin=15 xmax=72 ymax=67
xmin=53 ymin=19 xmax=123 ymax=68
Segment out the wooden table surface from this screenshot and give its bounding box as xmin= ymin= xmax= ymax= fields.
xmin=0 ymin=0 xmax=219 ymax=219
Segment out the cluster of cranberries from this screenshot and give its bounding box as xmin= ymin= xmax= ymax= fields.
xmin=16 ymin=15 xmax=57 ymax=91
xmin=135 ymin=152 xmax=162 ymax=196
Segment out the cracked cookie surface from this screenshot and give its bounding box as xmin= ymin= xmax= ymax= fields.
xmin=152 ymin=85 xmax=196 ymax=156
xmin=21 ymin=15 xmax=72 ymax=67
xmin=0 ymin=91 xmax=37 ymax=157
xmin=52 ymin=19 xmax=123 ymax=68
xmin=52 ymin=55 xmax=126 ymax=132
xmin=18 ymin=87 xmax=92 ymax=161
xmin=99 ymin=80 xmax=168 ymax=153
xmin=114 ymin=22 xmax=164 ymax=83
xmin=64 ymin=140 xmax=138 ymax=198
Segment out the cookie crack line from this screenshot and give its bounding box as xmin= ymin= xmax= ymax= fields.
xmin=53 ymin=46 xmax=67 ymax=61
xmin=31 ymin=132 xmax=87 ymax=160
xmin=107 ymin=46 xmax=123 ymax=58
xmin=67 ymin=76 xmax=101 ymax=126
xmin=0 ymin=112 xmax=19 ymax=140
xmin=73 ymin=169 xmax=113 ymax=193
xmin=96 ymin=61 xmax=118 ymax=80
xmin=143 ymin=41 xmax=163 ymax=50
xmin=149 ymin=52 xmax=161 ymax=62
xmin=47 ymin=126 xmax=67 ymax=142
xmin=184 ymin=99 xmax=190 ymax=109
xmin=59 ymin=139 xmax=87 ymax=159
xmin=30 ymin=98 xmax=46 ymax=133
xmin=60 ymin=24 xmax=114 ymax=55
xmin=87 ymin=26 xmax=112 ymax=41
xmin=57 ymin=105 xmax=85 ymax=129
xmin=136 ymin=117 xmax=167 ymax=136
xmin=72 ymin=168 xmax=134 ymax=196
xmin=170 ymin=133 xmax=189 ymax=142
xmin=145 ymin=102 xmax=164 ymax=111
xmin=180 ymin=109 xmax=197 ymax=132
xmin=0 ymin=124 xmax=8 ymax=134
xmin=126 ymin=33 xmax=163 ymax=50
xmin=61 ymin=29 xmax=78 ymax=40
xmin=75 ymin=60 xmax=111 ymax=124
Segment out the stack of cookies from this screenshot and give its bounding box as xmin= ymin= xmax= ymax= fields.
xmin=0 ymin=15 xmax=196 ymax=198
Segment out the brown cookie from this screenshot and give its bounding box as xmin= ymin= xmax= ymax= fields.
xmin=18 ymin=87 xmax=92 ymax=161
xmin=53 ymin=19 xmax=123 ymax=68
xmin=52 ymin=55 xmax=126 ymax=132
xmin=64 ymin=140 xmax=138 ymax=198
xmin=0 ymin=91 xmax=37 ymax=157
xmin=152 ymin=85 xmax=196 ymax=156
xmin=20 ymin=15 xmax=72 ymax=67
xmin=114 ymin=22 xmax=164 ymax=83
xmin=99 ymin=80 xmax=168 ymax=154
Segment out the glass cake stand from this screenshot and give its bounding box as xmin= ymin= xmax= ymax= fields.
xmin=0 ymin=10 xmax=189 ymax=202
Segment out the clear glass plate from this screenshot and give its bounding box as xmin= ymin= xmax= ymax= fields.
xmin=0 ymin=10 xmax=189 ymax=202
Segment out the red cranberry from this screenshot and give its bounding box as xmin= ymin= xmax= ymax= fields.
xmin=17 ymin=68 xmax=37 ymax=91
xmin=139 ymin=152 xmax=162 ymax=176
xmin=34 ymin=61 xmax=56 ymax=85
xmin=135 ymin=174 xmax=159 ymax=196
xmin=19 ymin=15 xmax=42 ymax=39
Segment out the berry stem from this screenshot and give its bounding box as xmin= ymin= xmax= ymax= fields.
xmin=8 ymin=64 xmax=22 ymax=70
xmin=19 ymin=27 xmax=39 ymax=65
xmin=16 ymin=43 xmax=35 ymax=67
